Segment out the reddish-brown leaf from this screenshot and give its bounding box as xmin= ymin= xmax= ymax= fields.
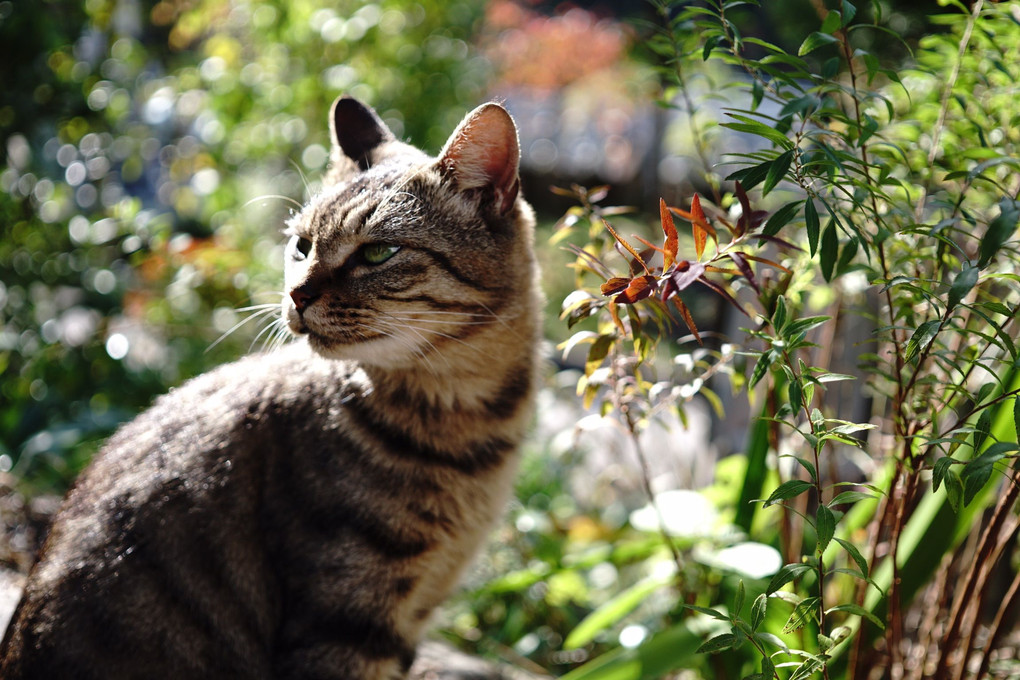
xmin=672 ymin=296 xmax=703 ymax=345
xmin=698 ymin=276 xmax=747 ymax=316
xmin=615 ymin=274 xmax=657 ymax=304
xmin=608 ymin=300 xmax=625 ymax=334
xmin=691 ymin=194 xmax=707 ymax=260
xmin=728 ymin=252 xmax=760 ymax=293
xmin=601 ymin=277 xmax=632 ymax=296
xmin=743 ymin=253 xmax=793 ymax=274
xmin=603 ymin=219 xmax=649 ymax=274
xmin=671 ymin=260 xmax=707 ymax=292
xmin=660 ymin=198 xmax=678 ymax=270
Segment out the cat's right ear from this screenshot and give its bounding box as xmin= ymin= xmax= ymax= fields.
xmin=328 ymin=96 xmax=395 ymax=175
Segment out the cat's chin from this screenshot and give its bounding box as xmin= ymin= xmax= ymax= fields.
xmin=303 ymin=332 xmax=417 ymax=368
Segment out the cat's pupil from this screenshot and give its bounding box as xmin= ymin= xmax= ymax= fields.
xmin=292 ymin=235 xmax=312 ymax=261
xmin=361 ymin=243 xmax=400 ymax=265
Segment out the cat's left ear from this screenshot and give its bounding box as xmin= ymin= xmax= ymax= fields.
xmin=438 ymin=103 xmax=520 ymax=216
xmin=330 ymin=96 xmax=395 ymax=171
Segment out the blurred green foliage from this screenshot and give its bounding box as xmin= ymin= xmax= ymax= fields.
xmin=0 ymin=0 xmax=490 ymax=491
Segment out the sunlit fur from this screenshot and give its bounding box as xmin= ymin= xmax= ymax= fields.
xmin=0 ymin=98 xmax=541 ymax=680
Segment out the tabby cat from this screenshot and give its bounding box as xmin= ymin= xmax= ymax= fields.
xmin=0 ymin=96 xmax=541 ymax=679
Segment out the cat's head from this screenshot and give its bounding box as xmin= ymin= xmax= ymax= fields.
xmin=282 ymin=96 xmax=536 ymax=369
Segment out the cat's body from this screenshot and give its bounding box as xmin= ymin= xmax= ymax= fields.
xmin=0 ymin=97 xmax=541 ymax=680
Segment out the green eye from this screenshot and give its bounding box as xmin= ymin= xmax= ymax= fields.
xmin=361 ymin=243 xmax=401 ymax=265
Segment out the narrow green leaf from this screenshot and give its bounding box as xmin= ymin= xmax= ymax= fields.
xmin=734 ymin=580 xmax=745 ymax=618
xmin=762 ymin=150 xmax=794 ymax=196
xmin=978 ymin=199 xmax=1020 ymax=268
xmin=947 ymin=265 xmax=979 ymax=311
xmin=834 ymin=537 xmax=868 ymax=579
xmin=696 ymin=633 xmax=740 ymax=654
xmin=798 ymin=31 xmax=840 ymax=56
xmin=815 ymin=505 xmax=836 ymax=554
xmin=805 ymin=200 xmax=820 ymax=255
xmin=772 ymin=294 xmax=788 ymax=333
xmin=750 ymin=594 xmax=767 ymax=632
xmin=945 ymin=469 xmax=963 ymax=512
xmin=904 ymin=319 xmax=941 ymax=362
xmin=973 ymin=409 xmax=993 ymax=453
xmin=828 ymin=490 xmax=876 ymax=506
xmin=789 ymin=379 xmax=803 ymax=414
xmin=932 ymin=457 xmax=958 ymax=493
xmin=1015 ymin=397 xmax=1020 ymax=442
xmin=819 ymin=219 xmax=838 ymax=282
xmin=749 ymin=350 xmax=775 ymax=389
xmin=762 ymin=200 xmax=804 ymax=238
xmin=826 ymin=603 xmax=885 ymax=630
xmin=763 ymin=479 xmax=814 ymax=507
xmin=766 ymin=562 xmax=813 ymax=594
xmin=680 ymin=604 xmax=731 ymax=621
xmin=789 ymin=655 xmax=828 ymax=680
xmin=783 ymin=596 xmax=821 ymax=634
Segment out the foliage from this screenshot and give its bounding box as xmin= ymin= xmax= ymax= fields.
xmin=0 ymin=0 xmax=489 ymax=492
xmin=546 ymin=1 xmax=1020 ymax=678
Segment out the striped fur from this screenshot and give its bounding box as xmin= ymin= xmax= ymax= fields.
xmin=0 ymin=97 xmax=541 ymax=679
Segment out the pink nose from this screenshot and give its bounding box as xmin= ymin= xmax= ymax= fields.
xmin=290 ymin=286 xmax=318 ymax=313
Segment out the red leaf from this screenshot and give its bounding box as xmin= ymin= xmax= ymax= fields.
xmin=670 ymin=260 xmax=707 ymax=292
xmin=698 ymin=277 xmax=748 ymax=316
xmin=744 ymin=253 xmax=793 ymax=274
xmin=691 ymin=194 xmax=707 ymax=260
xmin=728 ymin=252 xmax=760 ymax=293
xmin=672 ymin=296 xmax=703 ymax=345
xmin=615 ymin=274 xmax=657 ymax=304
xmin=660 ymin=198 xmax=678 ymax=270
xmin=601 ymin=277 xmax=632 ymax=296
xmin=603 ymin=219 xmax=649 ymax=274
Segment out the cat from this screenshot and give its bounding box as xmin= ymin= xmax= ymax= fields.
xmin=0 ymin=96 xmax=542 ymax=680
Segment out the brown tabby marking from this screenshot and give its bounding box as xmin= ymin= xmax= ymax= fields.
xmin=0 ymin=96 xmax=541 ymax=680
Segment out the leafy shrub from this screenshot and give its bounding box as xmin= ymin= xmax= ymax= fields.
xmin=543 ymin=1 xmax=1020 ymax=678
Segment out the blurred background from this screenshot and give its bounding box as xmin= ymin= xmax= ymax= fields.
xmin=0 ymin=0 xmax=942 ymax=672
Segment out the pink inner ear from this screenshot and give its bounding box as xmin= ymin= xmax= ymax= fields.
xmin=441 ymin=104 xmax=521 ymax=213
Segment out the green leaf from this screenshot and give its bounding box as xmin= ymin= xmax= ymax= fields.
xmin=947 ymin=265 xmax=979 ymax=311
xmin=680 ymin=604 xmax=731 ymax=621
xmin=789 ymin=379 xmax=803 ymax=414
xmin=904 ymin=319 xmax=941 ymax=362
xmin=772 ymin=295 xmax=788 ymax=333
xmin=766 ymin=562 xmax=813 ymax=594
xmin=789 ymin=654 xmax=828 ymax=680
xmin=750 ymin=594 xmax=767 ymax=632
xmin=820 ymin=11 xmax=842 ymax=34
xmin=762 ymin=150 xmax=794 ymax=196
xmin=834 ymin=537 xmax=868 ymax=579
xmin=783 ymin=596 xmax=820 ymax=634
xmin=805 ymin=200 xmax=820 ymax=255
xmin=958 ymin=442 xmax=1018 ymax=507
xmin=1015 ymin=397 xmax=1020 ymax=442
xmin=798 ymin=31 xmax=840 ymax=56
xmin=763 ymin=479 xmax=814 ymax=507
xmin=825 ymin=603 xmax=885 ymax=630
xmin=932 ymin=457 xmax=958 ymax=493
xmin=945 ymin=469 xmax=964 ymax=512
xmin=762 ymin=200 xmax=804 ymax=238
xmin=841 ymin=0 xmax=857 ymax=25
xmin=978 ymin=199 xmax=1019 ymax=268
xmin=973 ymin=409 xmax=992 ymax=453
xmin=564 ymin=575 xmax=671 ymax=649
xmin=816 ymin=505 xmax=836 ymax=554
xmin=749 ymin=350 xmax=775 ymax=389
xmin=828 ymin=490 xmax=876 ymax=506
xmin=696 ymin=633 xmax=740 ymax=654
xmin=819 ymin=219 xmax=838 ymax=282
xmin=721 ymin=114 xmax=794 ymax=150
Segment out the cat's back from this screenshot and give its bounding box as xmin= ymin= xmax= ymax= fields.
xmin=0 ymin=342 xmax=349 ymax=680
